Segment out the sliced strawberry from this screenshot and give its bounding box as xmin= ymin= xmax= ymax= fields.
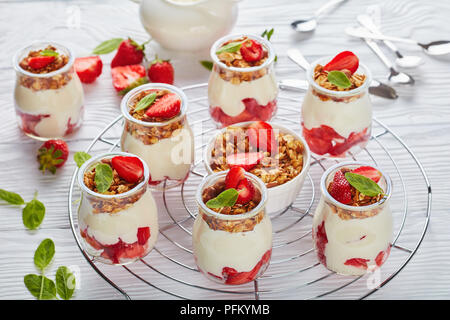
xmin=240 ymin=39 xmax=263 ymax=62
xmin=37 ymin=139 xmax=69 ymax=174
xmin=137 ymin=227 xmax=151 ymax=245
xmin=148 ymin=58 xmax=174 ymax=85
xmin=375 ymin=244 xmax=391 ymax=267
xmin=28 ymin=55 xmax=55 ymax=69
xmin=111 ymin=156 xmax=144 ymax=183
xmin=111 ymin=38 xmax=145 ymax=68
xmin=328 ymin=170 xmax=352 ymax=204
xmin=315 ymin=221 xmax=328 ymax=267
xmin=236 ymin=178 xmax=255 ymax=204
xmin=145 ymin=92 xmax=181 ymax=119
xmin=74 ymin=56 xmax=103 ymax=83
xmin=344 ymin=258 xmax=370 ymax=269
xmin=224 ymin=166 xmax=245 ymax=189
xmin=227 ymin=152 xmax=264 ymax=171
xmin=352 ymin=166 xmax=382 ymax=183
xmin=222 ymin=267 xmax=250 ymax=285
xmin=247 ymin=121 xmax=278 ymax=154
xmin=111 ymin=64 xmax=146 ymax=92
xmin=323 ymin=51 xmax=359 ymax=74
xmin=123 ymin=243 xmax=146 ymax=260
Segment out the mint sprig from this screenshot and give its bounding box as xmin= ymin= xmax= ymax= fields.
xmin=94 ymin=163 xmax=113 ymax=193
xmin=0 ymin=189 xmax=25 ymax=205
xmin=206 ymin=188 xmax=239 ymax=209
xmin=199 ymin=60 xmax=213 ymax=71
xmin=216 ymin=41 xmax=243 ymax=55
xmin=74 ymin=151 xmax=91 ymax=168
xmin=345 ymin=172 xmax=384 ymax=197
xmin=134 ymin=92 xmax=157 ymax=112
xmin=1 ymin=189 xmax=45 ymax=230
xmin=40 ymin=49 xmax=59 ymax=57
xmin=261 ymin=28 xmax=274 ymax=41
xmin=327 ymin=70 xmax=352 ymax=89
xmin=56 ymin=266 xmax=76 ymax=300
xmin=92 ymin=38 xmax=123 ymax=54
xmin=34 ymin=238 xmax=55 ymax=270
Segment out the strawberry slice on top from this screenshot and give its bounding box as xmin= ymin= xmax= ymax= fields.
xmin=323 ymin=51 xmax=359 ymax=74
xmin=111 ymin=64 xmax=146 ymax=92
xmin=28 ymin=56 xmax=55 ymax=70
xmin=352 ymin=166 xmax=381 ymax=183
xmin=111 ymin=156 xmax=144 ymax=184
xmin=145 ymin=92 xmax=181 ymax=119
xmin=240 ymin=39 xmax=263 ymax=62
xmin=328 ymin=170 xmax=352 ymax=204
xmin=247 ymin=121 xmax=278 ymax=154
xmin=226 ymin=152 xmax=264 ymax=171
xmin=225 ymin=167 xmax=246 ymax=189
xmin=235 ymin=177 xmax=255 ymax=204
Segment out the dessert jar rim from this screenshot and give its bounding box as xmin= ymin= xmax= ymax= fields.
xmin=320 ymin=161 xmax=392 ymax=211
xmin=210 ymin=33 xmax=276 ymax=73
xmin=196 ymin=170 xmax=268 ymax=221
xmin=77 ymin=151 xmax=150 ymax=199
xmin=306 ymin=56 xmax=372 ymax=97
xmin=13 ymin=41 xmax=76 ymax=78
xmin=203 ymin=121 xmax=311 ymax=190
xmin=120 ymin=83 xmax=188 ymax=127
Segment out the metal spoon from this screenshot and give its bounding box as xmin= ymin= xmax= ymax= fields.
xmin=357 ymin=14 xmax=423 ymax=68
xmin=291 ymin=0 xmax=348 ymax=32
xmin=286 ymin=48 xmax=398 ymax=99
xmin=345 ymin=26 xmax=450 ymax=55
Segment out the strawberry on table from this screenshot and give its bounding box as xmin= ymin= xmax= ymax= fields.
xmin=240 ymin=39 xmax=263 ymax=62
xmin=37 ymin=139 xmax=69 ymax=174
xmin=111 ymin=38 xmax=146 ymax=68
xmin=145 ymin=92 xmax=180 ymax=119
xmin=352 ymin=166 xmax=382 ymax=183
xmin=148 ymin=57 xmax=174 ymax=85
xmin=28 ymin=55 xmax=55 ymax=69
xmin=111 ymin=156 xmax=144 ymax=183
xmin=323 ymin=51 xmax=359 ymax=74
xmin=226 ymin=152 xmax=264 ymax=171
xmin=328 ymin=170 xmax=352 ymax=204
xmin=111 ymin=64 xmax=147 ymax=93
xmin=74 ymin=56 xmax=103 ymax=83
xmin=247 ymin=121 xmax=278 ymax=154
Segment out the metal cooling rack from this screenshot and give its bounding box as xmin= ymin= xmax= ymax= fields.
xmin=68 ymin=83 xmax=431 ymax=300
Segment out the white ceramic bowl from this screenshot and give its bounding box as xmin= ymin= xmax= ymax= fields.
xmin=203 ymin=121 xmax=311 ymax=214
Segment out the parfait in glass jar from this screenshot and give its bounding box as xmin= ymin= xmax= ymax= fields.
xmin=77 ymin=152 xmax=158 ymax=265
xmin=312 ymin=162 xmax=393 ymax=275
xmin=13 ymin=42 xmax=84 ymax=140
xmin=193 ymin=168 xmax=272 ymax=285
xmin=120 ymin=83 xmax=194 ymax=190
xmin=301 ymin=51 xmax=372 ymax=158
xmin=208 ymin=34 xmax=278 ymax=127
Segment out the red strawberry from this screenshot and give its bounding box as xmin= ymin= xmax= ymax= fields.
xmin=375 ymin=245 xmax=391 ymax=267
xmin=111 ymin=38 xmax=146 ymax=68
xmin=225 ymin=167 xmax=246 ymax=190
xmin=344 ymin=258 xmax=370 ymax=269
xmin=111 ymin=156 xmax=144 ymax=183
xmin=247 ymin=121 xmax=278 ymax=154
xmin=328 ymin=170 xmax=352 ymax=204
xmin=240 ymin=39 xmax=263 ymax=62
xmin=28 ymin=56 xmax=55 ymax=69
xmin=145 ymin=92 xmax=181 ymax=119
xmin=352 ymin=166 xmax=382 ymax=183
xmin=148 ymin=58 xmax=174 ymax=84
xmin=111 ymin=64 xmax=146 ymax=92
xmin=227 ymin=152 xmax=264 ymax=171
xmin=222 ymin=267 xmax=250 ymax=285
xmin=236 ymin=178 xmax=255 ymax=204
xmin=74 ymin=56 xmax=103 ymax=83
xmin=323 ymin=51 xmax=359 ymax=74
xmin=137 ymin=227 xmax=151 ymax=246
xmin=37 ymin=139 xmax=69 ymax=174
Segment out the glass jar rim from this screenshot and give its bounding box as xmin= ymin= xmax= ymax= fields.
xmin=77 ymin=152 xmax=150 ymax=199
xmin=320 ymin=161 xmax=392 ymax=211
xmin=13 ymin=41 xmax=75 ymax=78
xmin=210 ymin=33 xmax=276 ymax=73
xmin=164 ymin=0 xmax=209 ymax=6
xmin=196 ymin=170 xmax=268 ymax=221
xmin=306 ymin=56 xmax=372 ymax=97
xmin=120 ymin=83 xmax=188 ymax=127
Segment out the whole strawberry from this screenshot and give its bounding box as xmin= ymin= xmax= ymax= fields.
xmin=148 ymin=57 xmax=174 ymax=84
xmin=37 ymin=139 xmax=69 ymax=174
xmin=111 ymin=38 xmax=146 ymax=68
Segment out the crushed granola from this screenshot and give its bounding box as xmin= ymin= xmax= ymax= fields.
xmin=210 ymin=126 xmax=305 ymax=188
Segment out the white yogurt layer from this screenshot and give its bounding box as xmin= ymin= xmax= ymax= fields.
xmin=193 ymin=214 xmax=272 ymax=277
xmin=14 ymin=78 xmax=84 ymax=138
xmin=312 ymin=199 xmax=393 ymax=276
xmin=302 ymin=90 xmax=372 ymax=138
xmin=78 ymin=190 xmax=159 ymax=247
xmin=208 ymin=70 xmax=278 ymax=117
xmin=121 ymin=126 xmax=194 ymax=181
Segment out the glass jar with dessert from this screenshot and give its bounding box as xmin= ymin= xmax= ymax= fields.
xmin=13 ymin=42 xmax=84 ymax=140
xmin=77 ymin=152 xmax=159 ymax=265
xmin=301 ymin=51 xmax=372 ymax=158
xmin=120 ymin=83 xmax=194 ymax=190
xmin=193 ymin=168 xmax=272 ymax=285
xmin=208 ymin=34 xmax=278 ymax=127
xmin=312 ymin=162 xmax=393 ymax=276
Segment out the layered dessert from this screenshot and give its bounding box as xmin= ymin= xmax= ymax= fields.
xmin=301 ymin=51 xmax=372 ymax=157
xmin=120 ymin=84 xmax=194 ymax=190
xmin=208 ymin=34 xmax=277 ymax=127
xmin=77 ymin=153 xmax=158 ymax=265
xmin=193 ymin=168 xmax=272 ymax=285
xmin=205 ymin=121 xmax=310 ymax=214
xmin=13 ymin=43 xmax=84 ymax=139
xmin=312 ymin=163 xmax=393 ymax=275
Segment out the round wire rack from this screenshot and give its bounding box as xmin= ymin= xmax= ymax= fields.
xmin=68 ymin=83 xmax=431 ymax=300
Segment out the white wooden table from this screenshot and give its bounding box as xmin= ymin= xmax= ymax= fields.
xmin=1 ymin=0 xmax=449 ymax=300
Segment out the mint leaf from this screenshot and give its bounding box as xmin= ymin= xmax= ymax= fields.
xmin=94 ymin=163 xmax=113 ymax=193
xmin=24 ymin=274 xmax=56 ymax=300
xmin=40 ymin=49 xmax=59 ymax=57
xmin=92 ymin=38 xmax=123 ymax=54
xmin=206 ymin=188 xmax=239 ymax=209
xmin=22 ymin=198 xmax=45 ymax=230
xmin=56 ymin=266 xmax=76 ymax=300
xmin=74 ymin=152 xmax=91 ymax=168
xmin=200 ymin=60 xmax=213 ymax=71
xmin=134 ymin=92 xmax=157 ymax=112
xmin=216 ymin=41 xmax=243 ymax=55
xmin=345 ymin=172 xmax=384 ymax=197
xmin=34 ymin=239 xmax=55 ymax=271
xmin=0 ymin=189 xmax=25 ymax=205
xmin=327 ymin=70 xmax=352 ymax=89
xmin=261 ymin=28 xmax=274 ymax=41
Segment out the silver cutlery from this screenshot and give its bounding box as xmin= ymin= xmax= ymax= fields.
xmin=286 ymin=48 xmax=398 ymax=99
xmin=291 ymin=0 xmax=348 ymax=32
xmin=357 ymin=14 xmax=423 ymax=68
xmin=345 ymin=26 xmax=450 ymax=55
